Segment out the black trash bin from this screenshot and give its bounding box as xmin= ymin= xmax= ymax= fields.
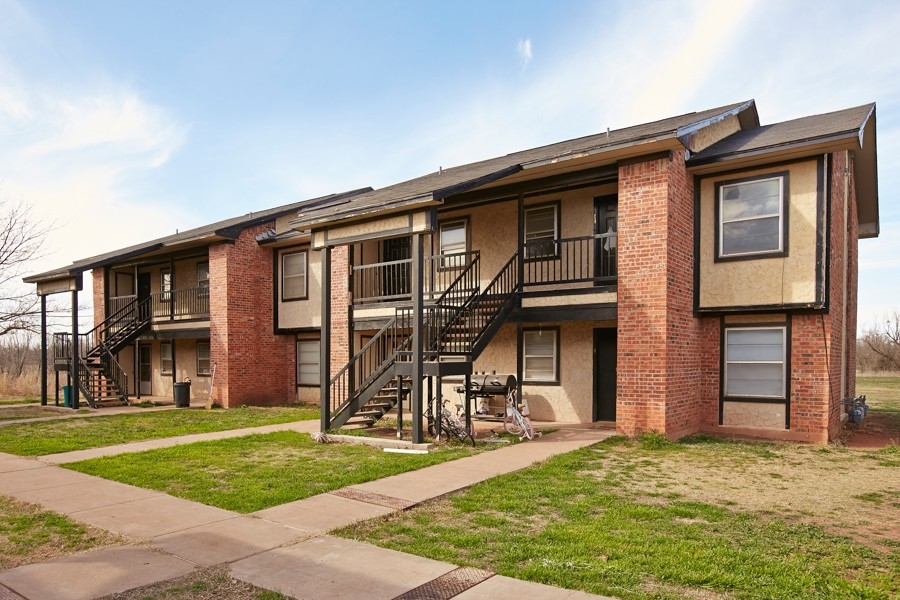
xmin=174 ymin=381 xmax=191 ymax=408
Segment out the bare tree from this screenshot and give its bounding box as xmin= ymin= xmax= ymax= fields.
xmin=859 ymin=310 xmax=900 ymax=372
xmin=0 ymin=198 xmax=51 ymax=336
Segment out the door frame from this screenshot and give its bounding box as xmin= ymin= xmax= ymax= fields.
xmin=138 ymin=344 xmax=152 ymax=396
xmin=593 ymin=327 xmax=617 ymax=422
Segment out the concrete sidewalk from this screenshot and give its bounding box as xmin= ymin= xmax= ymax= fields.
xmin=0 ymin=422 xmax=616 ymax=600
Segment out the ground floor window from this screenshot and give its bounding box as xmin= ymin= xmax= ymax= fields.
xmin=197 ymin=341 xmax=211 ymax=376
xmin=160 ymin=342 xmax=173 ymax=375
xmin=297 ymin=339 xmax=320 ymax=386
xmin=523 ymin=328 xmax=559 ymax=383
xmin=723 ymin=326 xmax=786 ymax=398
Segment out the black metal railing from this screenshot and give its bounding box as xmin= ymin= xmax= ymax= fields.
xmin=150 ymin=287 xmax=210 ymax=320
xmin=352 ymin=251 xmax=479 ymax=305
xmin=522 ymin=233 xmax=617 ymax=287
xmin=328 ymin=317 xmax=412 ymax=425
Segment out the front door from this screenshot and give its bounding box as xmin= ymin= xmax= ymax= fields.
xmin=138 ymin=344 xmax=152 ymax=396
xmin=594 ymin=195 xmax=618 ymax=281
xmin=593 ymin=328 xmax=617 ymax=421
xmin=382 ymin=237 xmax=411 ymax=298
xmin=137 ymin=272 xmax=151 ymax=320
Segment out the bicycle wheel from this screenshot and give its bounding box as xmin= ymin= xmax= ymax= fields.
xmin=443 ymin=423 xmax=475 ymax=446
xmin=521 ymin=416 xmax=535 ymax=440
xmin=504 ymin=414 xmax=525 ymax=436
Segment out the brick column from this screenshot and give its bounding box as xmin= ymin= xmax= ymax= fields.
xmin=616 ymin=151 xmax=701 ymax=439
xmin=92 ymin=268 xmax=106 ymax=328
xmin=209 ymin=224 xmax=295 ymax=407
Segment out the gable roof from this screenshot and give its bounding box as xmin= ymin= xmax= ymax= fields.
xmin=24 ymin=188 xmax=371 ymax=284
xmin=688 ymin=103 xmax=878 ymax=237
xmin=290 ymin=100 xmax=759 ymax=229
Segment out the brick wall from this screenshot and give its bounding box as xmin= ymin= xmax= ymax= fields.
xmin=209 ymin=223 xmax=295 ymax=407
xmin=617 ymin=151 xmax=701 ymax=438
xmin=330 ymin=245 xmax=350 ymax=378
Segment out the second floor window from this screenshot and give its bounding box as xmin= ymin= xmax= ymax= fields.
xmin=282 ymin=251 xmax=308 ymax=301
xmin=718 ymin=174 xmax=787 ymax=259
xmin=524 ymin=204 xmax=558 ymax=259
xmin=439 ymin=219 xmax=467 ymax=269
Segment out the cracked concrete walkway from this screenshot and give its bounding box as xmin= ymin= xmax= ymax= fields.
xmin=0 ymin=419 xmax=616 ymax=600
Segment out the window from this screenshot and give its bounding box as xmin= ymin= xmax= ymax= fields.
xmin=197 ymin=262 xmax=209 ymax=288
xmin=439 ymin=219 xmax=467 ymax=268
xmin=724 ymin=327 xmax=786 ymax=398
xmin=161 ymin=269 xmax=172 ymax=302
xmin=197 ymin=341 xmax=210 ymax=376
xmin=524 ymin=204 xmax=558 ymax=259
xmin=282 ymin=251 xmax=308 ymax=301
xmin=523 ymin=329 xmax=558 ymax=383
xmin=297 ymin=339 xmax=320 ymax=386
xmin=718 ymin=174 xmax=787 ymax=258
xmin=160 ymin=342 xmax=173 ymax=375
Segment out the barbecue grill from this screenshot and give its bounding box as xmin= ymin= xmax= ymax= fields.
xmin=465 ymin=373 xmax=516 ymax=397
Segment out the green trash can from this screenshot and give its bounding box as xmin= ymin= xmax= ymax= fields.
xmin=174 ymin=381 xmax=191 ymax=408
xmin=62 ymin=385 xmax=73 ymax=408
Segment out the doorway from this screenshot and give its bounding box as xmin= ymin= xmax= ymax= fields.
xmin=594 ymin=195 xmax=618 ymax=281
xmin=138 ymin=272 xmax=151 ymax=320
xmin=593 ymin=328 xmax=617 ymax=422
xmin=382 ymin=237 xmax=411 ymax=298
xmin=139 ymin=344 xmax=152 ymax=396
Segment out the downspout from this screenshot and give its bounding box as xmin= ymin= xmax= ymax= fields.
xmin=840 ymin=153 xmax=851 ymax=399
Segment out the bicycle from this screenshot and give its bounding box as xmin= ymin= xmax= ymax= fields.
xmin=426 ymin=397 xmax=476 ymax=446
xmin=503 ymin=388 xmax=540 ymax=441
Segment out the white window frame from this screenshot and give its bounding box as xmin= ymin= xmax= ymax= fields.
xmin=160 ymin=342 xmax=173 ymax=375
xmin=523 ymin=328 xmax=559 ymax=383
xmin=282 ymin=251 xmax=308 ymax=301
xmin=296 ymin=339 xmax=320 ymax=386
xmin=723 ymin=326 xmax=786 ymax=399
xmin=524 ymin=203 xmax=559 ymax=259
xmin=438 ymin=219 xmax=467 ymax=269
xmin=717 ymin=174 xmax=786 ymax=259
xmin=197 ymin=341 xmax=211 ymax=376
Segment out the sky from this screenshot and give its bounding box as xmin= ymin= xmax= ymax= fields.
xmin=1 ymin=0 xmax=899 ymax=330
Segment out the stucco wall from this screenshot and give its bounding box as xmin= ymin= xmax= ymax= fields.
xmin=276 ymin=244 xmax=322 ymax=330
xmin=698 ymin=159 xmax=823 ymax=309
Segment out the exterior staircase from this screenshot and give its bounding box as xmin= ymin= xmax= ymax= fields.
xmin=324 ymin=250 xmax=520 ymax=431
xmin=58 ymin=297 xmax=152 ymax=408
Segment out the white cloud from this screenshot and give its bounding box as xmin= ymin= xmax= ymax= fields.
xmin=517 ymin=38 xmax=533 ymax=70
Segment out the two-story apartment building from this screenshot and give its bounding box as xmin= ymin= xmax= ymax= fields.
xmin=26 ymin=99 xmax=878 ymax=445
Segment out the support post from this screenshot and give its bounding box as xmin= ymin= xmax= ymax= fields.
xmin=396 ymin=374 xmax=403 ymax=439
xmin=434 ymin=375 xmax=442 ymax=438
xmin=71 ymin=289 xmax=80 ymax=409
xmin=516 ymin=321 xmax=524 ymax=408
xmin=320 ymin=246 xmax=332 ymax=432
xmin=517 ymin=192 xmax=525 ymax=301
xmin=135 ymin=341 xmax=140 ymax=400
xmin=410 ymin=233 xmax=424 ymax=444
xmin=40 ymin=295 xmax=47 ymax=406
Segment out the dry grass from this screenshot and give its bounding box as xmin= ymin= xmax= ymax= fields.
xmin=588 ymin=438 xmax=900 ymax=550
xmin=95 ymin=566 xmax=289 ymax=600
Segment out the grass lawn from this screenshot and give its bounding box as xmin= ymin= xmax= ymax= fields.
xmin=0 ymin=495 xmax=126 ymax=569
xmin=339 ymin=434 xmax=899 ymax=600
xmin=0 ymin=397 xmax=38 ymax=406
xmin=0 ymin=405 xmax=318 ymax=456
xmin=0 ymin=405 xmax=71 ymax=421
xmin=857 ymin=374 xmax=900 ymax=412
xmin=64 ymin=430 xmax=491 ymax=512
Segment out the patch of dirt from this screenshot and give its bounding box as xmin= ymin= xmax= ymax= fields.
xmin=588 ymin=442 xmax=900 ymax=551
xmin=841 ymin=412 xmax=900 ymax=449
xmin=96 ymin=566 xmax=290 ymax=600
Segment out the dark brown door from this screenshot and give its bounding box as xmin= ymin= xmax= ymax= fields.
xmin=593 ymin=328 xmax=617 ymax=421
xmin=382 ymin=237 xmax=411 ymax=298
xmin=594 ymin=195 xmax=618 ymax=281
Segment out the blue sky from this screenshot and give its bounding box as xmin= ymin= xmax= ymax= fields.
xmin=2 ymin=0 xmax=899 ymax=328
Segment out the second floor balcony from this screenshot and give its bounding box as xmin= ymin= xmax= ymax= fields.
xmin=351 ymin=233 xmax=617 ymax=306
xmin=108 ymin=286 xmax=210 ymax=324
